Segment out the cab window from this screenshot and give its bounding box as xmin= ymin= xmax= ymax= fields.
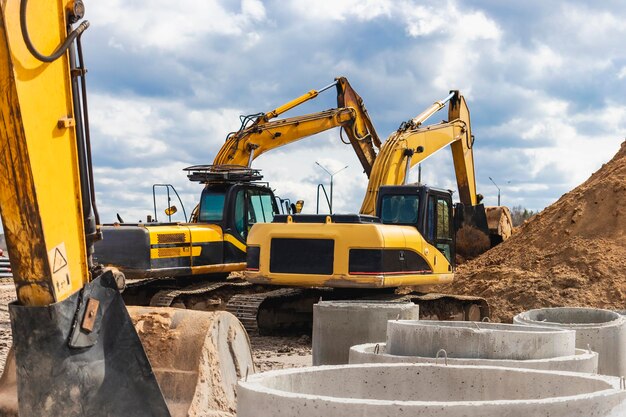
xmin=380 ymin=194 xmax=419 ymax=225
xmin=437 ymin=198 xmax=451 ymax=240
xmin=198 ymin=190 xmax=226 ymax=222
xmin=248 ymin=189 xmax=278 ymax=224
xmin=427 ymin=194 xmax=453 ymax=263
xmin=234 ymin=190 xmax=246 ymax=238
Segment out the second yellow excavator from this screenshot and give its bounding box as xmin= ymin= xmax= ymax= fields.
xmin=239 ymin=91 xmax=512 ymax=329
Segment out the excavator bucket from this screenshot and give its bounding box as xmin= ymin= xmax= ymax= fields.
xmin=453 ymin=203 xmax=513 ymax=261
xmin=485 ymin=206 xmax=514 ymax=245
xmin=454 ymin=203 xmax=492 ymax=260
xmin=0 ymin=272 xmax=255 ymax=417
xmin=128 ymin=306 xmax=255 ymax=416
xmin=0 ymin=271 xmax=171 ymax=417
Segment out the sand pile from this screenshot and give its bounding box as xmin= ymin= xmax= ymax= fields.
xmin=441 ymin=141 xmax=626 ymax=322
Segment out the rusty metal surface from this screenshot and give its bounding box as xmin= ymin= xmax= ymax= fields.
xmin=81 ymin=297 xmax=100 ymax=332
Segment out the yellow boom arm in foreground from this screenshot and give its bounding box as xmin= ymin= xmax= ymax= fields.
xmin=0 ymin=0 xmax=90 ymax=306
xmin=0 ymin=3 xmax=175 ymax=416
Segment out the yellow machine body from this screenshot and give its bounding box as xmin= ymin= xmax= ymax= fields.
xmin=246 ymin=221 xmax=453 ymax=288
xmin=245 ymin=91 xmax=511 ymax=289
xmin=96 ymin=222 xmax=247 ymax=279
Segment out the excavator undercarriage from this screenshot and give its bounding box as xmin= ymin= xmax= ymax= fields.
xmin=121 ymin=276 xmax=489 ymax=335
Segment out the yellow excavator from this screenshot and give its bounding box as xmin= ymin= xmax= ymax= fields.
xmin=93 ymin=76 xmax=381 ymax=306
xmin=239 ymin=90 xmax=512 ymax=329
xmin=0 ymin=2 xmax=256 ymax=416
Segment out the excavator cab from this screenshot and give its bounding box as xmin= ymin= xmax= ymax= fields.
xmin=94 ymin=165 xmax=281 ymax=279
xmin=198 ymin=180 xmax=280 ymax=241
xmin=377 ymin=185 xmax=455 ymax=266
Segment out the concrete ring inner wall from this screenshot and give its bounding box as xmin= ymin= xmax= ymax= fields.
xmin=514 ymin=308 xmax=626 ymax=377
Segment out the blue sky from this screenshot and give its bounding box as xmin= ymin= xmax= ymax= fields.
xmin=80 ymin=0 xmax=626 ymax=222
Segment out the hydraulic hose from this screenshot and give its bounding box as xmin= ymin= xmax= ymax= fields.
xmin=20 ymin=0 xmax=89 ymax=63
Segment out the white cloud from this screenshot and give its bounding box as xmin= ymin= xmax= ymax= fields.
xmin=288 ymin=0 xmax=501 ymax=42
xmin=90 ymin=93 xmax=243 ymax=165
xmin=89 ymin=0 xmax=267 ymax=50
xmin=76 ymin=0 xmax=626 ymax=223
xmin=289 ymin=0 xmax=393 ymax=22
xmin=526 ymin=44 xmax=563 ymax=78
xmin=401 ymin=2 xmax=500 ymax=40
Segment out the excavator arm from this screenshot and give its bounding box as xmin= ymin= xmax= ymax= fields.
xmin=0 ymin=2 xmax=258 ymax=416
xmin=360 ymin=91 xmax=478 ymax=214
xmin=213 ymin=77 xmax=381 ymax=176
xmin=360 ymin=90 xmax=511 ymax=247
xmin=0 ymin=2 xmax=172 ymax=415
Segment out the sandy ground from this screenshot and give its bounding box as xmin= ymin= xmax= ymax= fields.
xmin=250 ymin=335 xmax=312 ymax=372
xmin=0 ymin=280 xmax=310 ymax=375
xmin=0 ymin=281 xmax=14 ymax=371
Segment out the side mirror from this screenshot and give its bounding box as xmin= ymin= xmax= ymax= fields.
xmin=165 ymin=205 xmax=178 ymax=216
xmin=294 ymin=200 xmax=304 ymax=214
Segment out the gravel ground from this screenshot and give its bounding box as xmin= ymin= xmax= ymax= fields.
xmin=249 ymin=335 xmax=312 ymax=372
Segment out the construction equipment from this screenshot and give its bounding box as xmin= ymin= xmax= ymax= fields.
xmin=239 ymin=91 xmax=513 ymax=331
xmin=0 ymin=2 xmax=253 ymax=416
xmin=93 ymin=76 xmax=380 ymax=286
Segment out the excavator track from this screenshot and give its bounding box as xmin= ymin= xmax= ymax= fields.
xmin=224 ymin=293 xmax=265 ymax=334
xmin=149 ymin=281 xmax=252 ymax=308
xmin=226 ymin=287 xmax=333 ymax=335
xmin=124 ymin=280 xmax=489 ymax=335
xmin=225 ymin=289 xmax=304 ymax=334
xmin=224 ymin=287 xmax=490 ymax=335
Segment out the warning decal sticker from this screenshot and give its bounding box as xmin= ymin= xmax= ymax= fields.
xmin=48 ymin=242 xmax=73 ymax=301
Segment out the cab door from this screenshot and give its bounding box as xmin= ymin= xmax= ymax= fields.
xmin=425 ymin=191 xmax=455 ymax=266
xmin=227 ymin=186 xmax=279 ymax=262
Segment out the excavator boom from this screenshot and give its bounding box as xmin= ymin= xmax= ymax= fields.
xmin=0 ymin=0 xmax=90 ymax=307
xmin=361 ymin=91 xmax=478 ymax=215
xmin=213 ymin=77 xmax=380 ymax=176
xmin=0 ymin=1 xmax=172 ymax=415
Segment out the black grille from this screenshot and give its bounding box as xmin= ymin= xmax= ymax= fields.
xmin=349 ymin=249 xmax=431 ymax=275
xmin=270 ymin=238 xmax=334 ymax=275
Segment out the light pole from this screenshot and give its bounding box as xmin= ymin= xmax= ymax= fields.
xmin=488 ymin=176 xmax=501 ymax=206
xmin=315 ymin=162 xmax=348 ymax=214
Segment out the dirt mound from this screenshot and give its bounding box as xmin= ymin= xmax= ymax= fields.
xmin=441 ymin=141 xmax=626 ymax=322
